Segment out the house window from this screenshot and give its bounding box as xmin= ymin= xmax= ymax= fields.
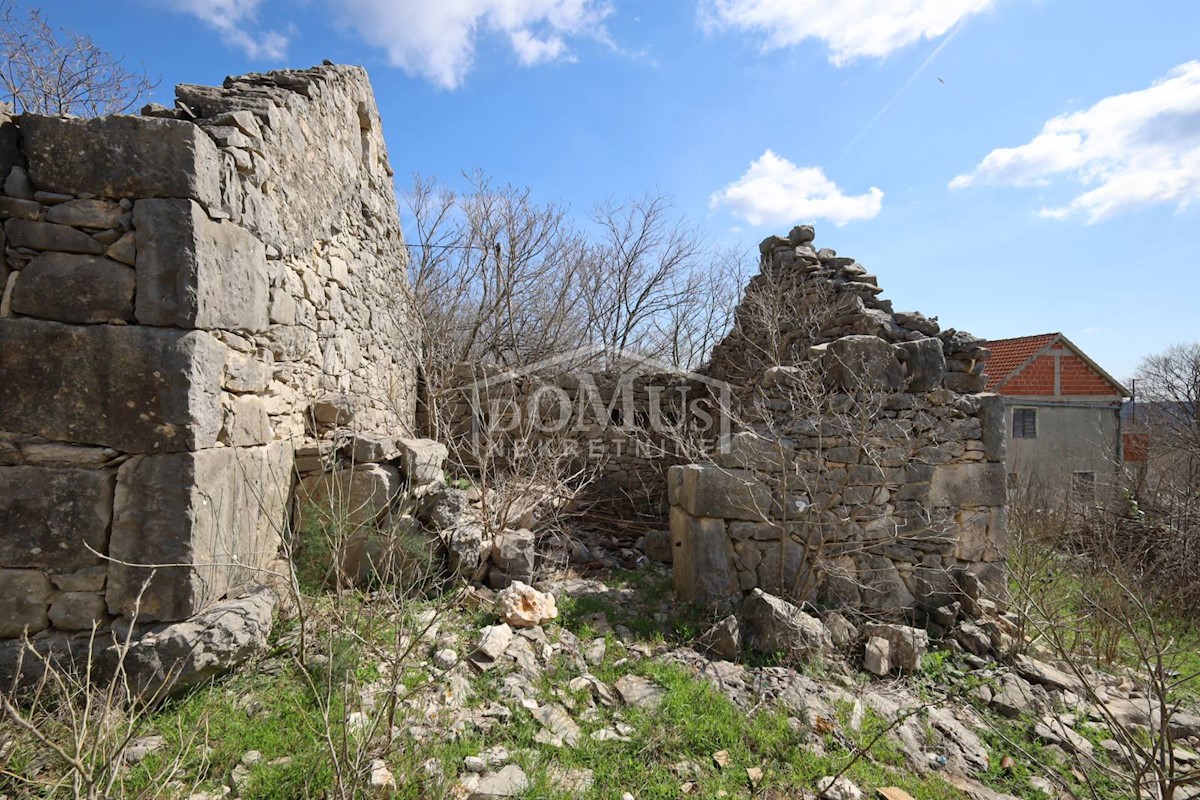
xmin=1013 ymin=408 xmax=1037 ymax=438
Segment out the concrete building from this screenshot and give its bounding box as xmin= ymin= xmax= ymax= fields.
xmin=984 ymin=333 xmax=1129 ymax=501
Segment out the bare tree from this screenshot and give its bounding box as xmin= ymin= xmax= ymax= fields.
xmin=582 ymin=194 xmax=724 ymax=365
xmin=649 ymin=244 xmax=746 ymax=372
xmin=405 ymin=173 xmax=745 ymax=439
xmin=1136 ymin=342 xmax=1200 ymax=465
xmin=0 ymin=2 xmax=158 ymax=116
xmin=403 ymin=171 xmax=594 ymax=445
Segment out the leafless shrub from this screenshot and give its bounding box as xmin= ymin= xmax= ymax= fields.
xmin=1012 ymin=552 xmax=1200 ymax=799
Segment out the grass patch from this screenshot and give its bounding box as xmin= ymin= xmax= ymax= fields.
xmin=555 ymin=566 xmax=709 ymax=644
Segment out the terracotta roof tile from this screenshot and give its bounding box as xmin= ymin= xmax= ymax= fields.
xmin=982 ymin=333 xmax=1059 ymax=392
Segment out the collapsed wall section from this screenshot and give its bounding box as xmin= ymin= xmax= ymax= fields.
xmin=0 ymin=65 xmax=416 ymax=639
xmin=672 ymin=226 xmax=1008 ymax=621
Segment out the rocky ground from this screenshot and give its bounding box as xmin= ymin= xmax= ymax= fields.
xmin=6 ymin=527 xmax=1200 ymax=800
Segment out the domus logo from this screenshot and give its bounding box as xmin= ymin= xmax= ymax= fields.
xmin=458 ymin=345 xmax=733 ymax=460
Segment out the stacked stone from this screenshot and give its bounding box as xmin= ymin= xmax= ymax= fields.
xmin=148 ymin=66 xmax=418 ymax=440
xmin=670 ymin=227 xmax=1007 ymax=622
xmin=292 ymin=400 xmax=446 ymax=530
xmin=0 ymin=65 xmax=417 ymax=643
xmin=706 ymin=224 xmax=990 ymax=397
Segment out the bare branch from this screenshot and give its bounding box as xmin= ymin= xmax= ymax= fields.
xmin=0 ymin=2 xmax=159 ymax=116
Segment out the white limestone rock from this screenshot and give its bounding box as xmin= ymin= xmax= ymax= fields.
xmin=495 ymin=581 xmax=558 ymax=628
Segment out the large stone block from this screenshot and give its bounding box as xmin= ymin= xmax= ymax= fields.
xmin=928 ymin=462 xmax=1007 ymax=508
xmin=670 ymin=464 xmax=773 ymax=521
xmin=18 ymin=114 xmax=221 ymax=207
xmin=978 ymin=393 xmax=1007 ymax=462
xmin=896 ymin=337 xmax=947 ymax=392
xmin=0 ymin=319 xmax=225 ymax=453
xmin=296 ymin=464 xmax=402 ymax=529
xmin=396 ymin=438 xmax=447 ymax=486
xmin=49 ymin=592 xmax=109 ymax=631
xmin=821 ymin=335 xmax=904 ymax=393
xmin=713 ymin=431 xmax=793 ymax=472
xmin=4 ymin=219 xmax=106 ymax=254
xmin=133 ymin=199 xmax=269 ymax=331
xmin=670 ymin=507 xmax=738 ymax=607
xmin=755 ymin=539 xmax=810 ymax=598
xmin=951 ymin=507 xmax=1008 ymax=562
xmin=11 ymin=252 xmax=135 ymax=323
xmin=219 ymin=394 xmax=271 ymax=446
xmin=740 ymin=588 xmax=831 ymax=659
xmin=0 ymin=466 xmax=115 ymax=569
xmin=862 ymin=623 xmax=929 ymax=673
xmin=44 ymin=199 xmax=124 ymax=229
xmin=855 ymin=553 xmax=915 ymax=611
xmin=112 ymin=585 xmax=278 ymax=699
xmin=0 ymin=569 xmax=51 ymax=637
xmin=106 ymin=443 xmax=293 ymax=622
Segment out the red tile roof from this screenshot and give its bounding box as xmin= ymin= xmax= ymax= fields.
xmin=983 ymin=333 xmax=1060 ymax=392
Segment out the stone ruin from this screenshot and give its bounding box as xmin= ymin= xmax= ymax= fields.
xmin=0 ymin=65 xmax=417 ymax=683
xmin=0 ymin=63 xmax=1009 ymax=689
xmin=669 ymin=226 xmax=1008 ymax=623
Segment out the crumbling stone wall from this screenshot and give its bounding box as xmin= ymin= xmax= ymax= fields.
xmin=0 ymin=65 xmax=416 ymax=638
xmin=670 ymin=226 xmax=1007 ymax=621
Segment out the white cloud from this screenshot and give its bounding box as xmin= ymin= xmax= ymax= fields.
xmin=711 ymin=150 xmax=883 ymax=226
xmin=164 ymin=0 xmax=289 ymax=60
xmin=335 ymin=0 xmax=611 ymax=90
xmin=951 ymin=61 xmax=1200 ymax=222
xmin=510 ymin=30 xmax=570 ymax=66
xmin=699 ymin=0 xmax=995 ymax=65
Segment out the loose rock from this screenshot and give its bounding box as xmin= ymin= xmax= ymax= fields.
xmin=741 ymin=589 xmax=830 ymax=659
xmin=495 ymin=581 xmax=557 ymax=628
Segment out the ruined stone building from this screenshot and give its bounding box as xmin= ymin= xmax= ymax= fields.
xmin=0 ymin=63 xmax=1008 ymax=687
xmin=668 ymin=227 xmax=1007 ymax=621
xmin=0 ymin=65 xmax=416 ymax=646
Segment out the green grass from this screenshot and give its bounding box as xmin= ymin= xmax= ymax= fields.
xmin=69 ymin=608 xmax=977 ymax=800
xmin=448 ymin=657 xmax=970 ymax=800
xmin=1010 ymin=549 xmax=1200 ymax=699
xmin=554 ymin=566 xmax=709 ymax=644
xmin=100 ymin=658 xmax=340 ymax=800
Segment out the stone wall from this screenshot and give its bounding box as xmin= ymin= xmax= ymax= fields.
xmin=0 ymin=65 xmax=416 ymax=638
xmin=670 ymin=226 xmax=1008 ymax=621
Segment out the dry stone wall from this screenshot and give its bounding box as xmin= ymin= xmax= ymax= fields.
xmin=0 ymin=65 xmax=416 ymax=639
xmin=671 ymin=226 xmax=1008 ymax=622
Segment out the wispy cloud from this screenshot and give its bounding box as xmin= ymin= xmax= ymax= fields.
xmin=951 ymin=61 xmax=1200 ymax=222
xmin=334 ymin=0 xmax=613 ymax=90
xmin=699 ymin=0 xmax=996 ymax=64
xmin=711 ymin=150 xmax=883 ymax=226
xmin=163 ymin=0 xmax=288 ymax=60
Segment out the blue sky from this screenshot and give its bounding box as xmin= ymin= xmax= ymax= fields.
xmin=21 ymin=0 xmax=1200 ymax=380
